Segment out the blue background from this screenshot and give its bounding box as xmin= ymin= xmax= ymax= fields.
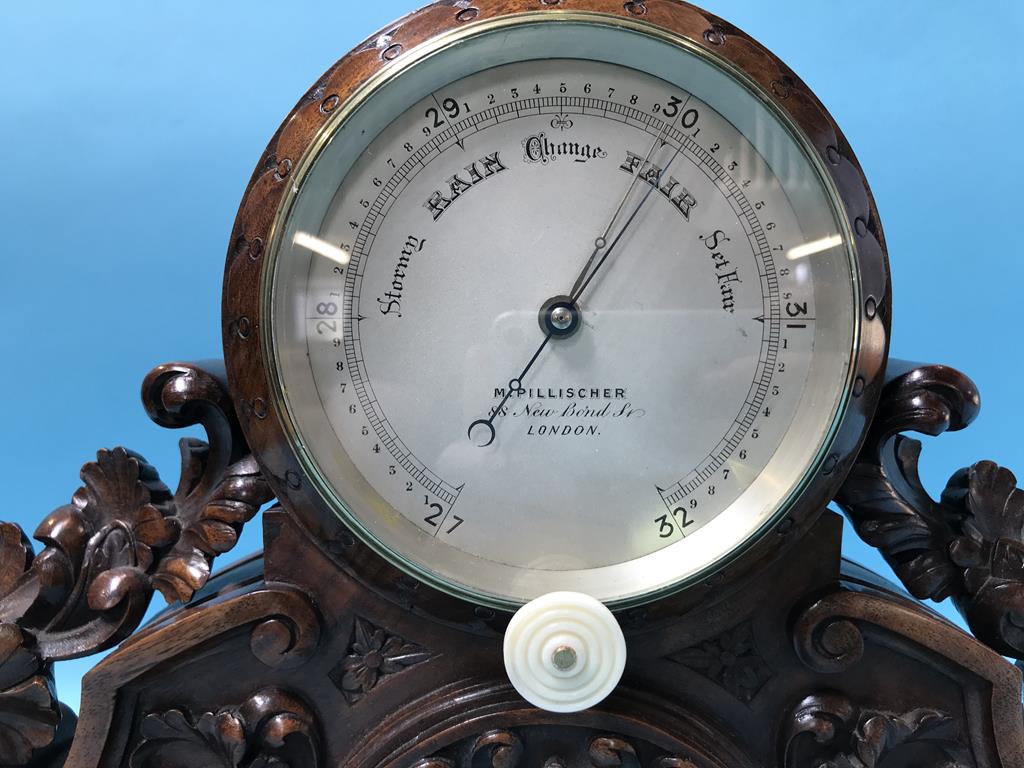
xmin=2 ymin=2 xmax=1022 ymax=713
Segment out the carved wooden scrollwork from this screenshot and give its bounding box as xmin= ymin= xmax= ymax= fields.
xmin=0 ymin=361 xmax=273 ymax=766
xmin=412 ymin=728 xmax=696 ymax=768
xmin=129 ymin=687 xmax=320 ymax=768
xmin=142 ymin=362 xmax=274 ymax=605
xmin=588 ymin=735 xmax=639 ymax=768
xmin=835 ymin=363 xmax=1024 ymax=659
xmin=470 ymin=730 xmax=524 ymax=768
xmin=792 ymin=603 xmax=865 ymax=675
xmin=782 ymin=692 xmax=974 ymax=767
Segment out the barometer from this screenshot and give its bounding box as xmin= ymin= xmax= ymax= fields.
xmin=7 ymin=2 xmax=1024 ymax=765
xmin=240 ymin=3 xmax=884 ymax=612
xmin=219 ymin=0 xmax=892 ymax=713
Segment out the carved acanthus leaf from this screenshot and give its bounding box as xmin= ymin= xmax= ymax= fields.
xmin=132 ymin=708 xmax=247 ymax=767
xmin=130 ymin=687 xmax=320 ymax=768
xmin=143 ymin=363 xmax=274 ymax=604
xmin=151 ymin=441 xmax=271 ymax=604
xmin=0 ymin=361 xmax=273 ymax=765
xmin=836 ymin=363 xmax=1024 ymax=658
xmin=0 ymin=524 xmax=33 ymax=611
xmin=942 ymin=460 xmax=1024 ymax=657
xmin=23 ymin=447 xmax=174 ymax=660
xmin=0 ymin=363 xmax=271 ymax=658
xmin=0 ymin=674 xmax=61 ymax=767
xmin=783 ymin=692 xmax=974 ymax=767
xmin=0 ymin=537 xmax=62 ymax=767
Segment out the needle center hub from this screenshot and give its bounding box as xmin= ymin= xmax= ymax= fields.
xmin=539 ymin=295 xmax=582 ymax=339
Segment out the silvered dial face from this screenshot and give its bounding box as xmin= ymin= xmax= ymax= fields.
xmin=268 ymin=22 xmax=859 ymax=608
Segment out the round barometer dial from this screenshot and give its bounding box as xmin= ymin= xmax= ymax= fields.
xmin=255 ymin=11 xmax=870 ymax=609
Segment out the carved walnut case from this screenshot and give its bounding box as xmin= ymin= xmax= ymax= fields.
xmin=2 ymin=2 xmax=1022 ymax=767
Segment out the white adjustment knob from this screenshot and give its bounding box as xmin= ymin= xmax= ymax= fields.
xmin=503 ymin=591 xmax=626 ymax=713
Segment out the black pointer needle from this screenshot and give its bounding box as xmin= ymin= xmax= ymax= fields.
xmin=468 ymin=332 xmax=553 ymax=447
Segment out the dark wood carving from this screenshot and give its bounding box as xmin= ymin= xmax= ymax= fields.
xmin=15 ymin=480 xmax=1023 ymax=768
xmin=665 ymin=622 xmax=772 ymax=703
xmin=783 ymin=692 xmax=974 ymax=767
xmin=0 ymin=361 xmax=272 ymax=765
xmin=129 ymin=688 xmax=319 ymax=768
xmin=329 ymin=617 xmax=430 ymax=704
xmin=836 ymin=362 xmax=1024 ymax=659
xmin=0 ymin=529 xmax=61 ymax=766
xmin=0 ymin=671 xmax=59 ymax=765
xmin=410 ymin=727 xmax=698 ymax=768
xmin=142 ymin=362 xmax=273 ymax=605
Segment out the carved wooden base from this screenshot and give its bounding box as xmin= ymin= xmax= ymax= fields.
xmin=2 ymin=361 xmax=1022 ymax=767
xmin=52 ymin=509 xmax=1022 ymax=767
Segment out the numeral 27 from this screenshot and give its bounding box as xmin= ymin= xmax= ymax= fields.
xmin=424 ymin=501 xmax=464 ymax=534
